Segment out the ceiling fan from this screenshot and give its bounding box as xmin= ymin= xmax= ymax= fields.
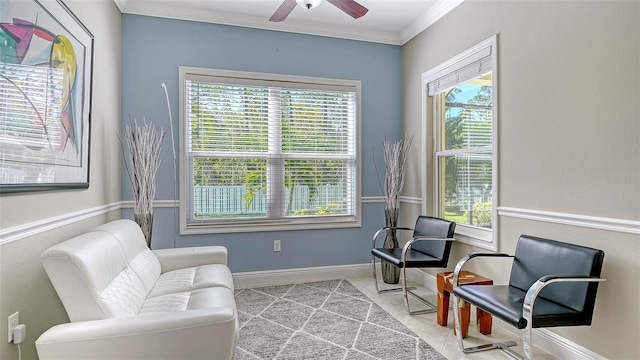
xmin=269 ymin=0 xmax=369 ymax=22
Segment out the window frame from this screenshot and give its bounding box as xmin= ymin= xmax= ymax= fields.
xmin=421 ymin=35 xmax=498 ymax=250
xmin=178 ymin=67 xmax=362 ymax=235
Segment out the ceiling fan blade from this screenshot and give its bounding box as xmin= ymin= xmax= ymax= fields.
xmin=327 ymin=0 xmax=368 ymax=19
xmin=269 ymin=0 xmax=297 ymax=22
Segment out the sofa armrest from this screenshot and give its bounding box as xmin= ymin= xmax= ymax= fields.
xmin=36 ymin=308 xmax=236 ymax=360
xmin=152 ymin=246 xmax=228 ymax=272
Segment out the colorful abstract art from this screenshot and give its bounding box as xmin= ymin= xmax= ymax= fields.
xmin=0 ymin=0 xmax=93 ymax=192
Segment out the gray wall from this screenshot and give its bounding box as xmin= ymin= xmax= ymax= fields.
xmin=401 ymin=1 xmax=639 ymax=358
xmin=120 ymin=15 xmax=403 ymax=272
xmin=0 ymin=1 xmax=122 ymax=359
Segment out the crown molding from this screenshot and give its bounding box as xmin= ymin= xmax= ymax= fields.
xmin=114 ymin=0 xmax=464 ymax=45
xmin=113 ymin=0 xmax=128 ymax=12
xmin=399 ymin=0 xmax=465 ymax=44
xmin=118 ymin=1 xmax=399 ymax=44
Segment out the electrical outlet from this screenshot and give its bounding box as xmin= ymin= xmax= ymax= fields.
xmin=7 ymin=312 xmax=18 ymax=343
xmin=273 ymin=240 xmax=281 ymax=252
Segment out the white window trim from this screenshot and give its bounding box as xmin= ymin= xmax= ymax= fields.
xmin=421 ymin=35 xmax=498 ymax=250
xmin=178 ymin=66 xmax=362 ymax=235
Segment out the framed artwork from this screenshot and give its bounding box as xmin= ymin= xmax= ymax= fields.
xmin=0 ymin=0 xmax=93 ymax=193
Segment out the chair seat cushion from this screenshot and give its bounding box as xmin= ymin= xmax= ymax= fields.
xmin=371 ymin=248 xmax=446 ymax=268
xmin=147 ymin=265 xmax=234 ymax=299
xmin=453 ymin=285 xmax=588 ymax=329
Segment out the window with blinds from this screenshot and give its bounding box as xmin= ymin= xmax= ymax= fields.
xmin=179 ymin=68 xmax=360 ymax=233
xmin=422 ymin=35 xmax=497 ymax=246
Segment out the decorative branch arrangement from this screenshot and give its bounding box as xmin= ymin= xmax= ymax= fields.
xmin=376 ymin=135 xmax=414 ymax=214
xmin=374 ymin=134 xmax=413 ymax=283
xmin=120 ymin=116 xmax=167 ymax=247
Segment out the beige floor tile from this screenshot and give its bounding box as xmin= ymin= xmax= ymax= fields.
xmin=346 ymin=275 xmax=560 ymax=360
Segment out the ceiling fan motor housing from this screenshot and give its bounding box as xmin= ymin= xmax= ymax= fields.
xmin=296 ymin=0 xmax=323 ymax=10
xmin=270 ymin=0 xmax=368 ymax=22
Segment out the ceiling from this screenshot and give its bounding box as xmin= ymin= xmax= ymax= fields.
xmin=113 ymin=0 xmax=464 ymax=45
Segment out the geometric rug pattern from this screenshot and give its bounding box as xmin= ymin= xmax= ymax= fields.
xmin=233 ymin=279 xmax=447 ymax=360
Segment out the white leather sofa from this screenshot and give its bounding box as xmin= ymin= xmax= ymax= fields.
xmin=36 ymin=219 xmax=238 ymax=360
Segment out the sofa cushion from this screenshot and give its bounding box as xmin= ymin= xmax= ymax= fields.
xmin=140 ymin=286 xmax=238 ymax=342
xmin=94 ymin=220 xmax=152 ymax=263
xmin=41 ymin=231 xmax=131 ymax=321
xmin=140 ymin=287 xmax=236 ymax=314
xmin=129 ymin=250 xmax=162 ymax=294
xmin=94 ymin=220 xmax=162 ymax=295
xmin=97 ymin=267 xmax=147 ymax=318
xmin=147 ymin=264 xmax=234 ymax=298
xmin=42 ymin=220 xmax=162 ymax=321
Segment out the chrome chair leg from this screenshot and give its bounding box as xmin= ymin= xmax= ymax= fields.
xmin=403 ymin=265 xmax=410 ymax=309
xmin=372 ymin=257 xmax=436 ymax=314
xmin=452 ymin=273 xmax=518 ymax=358
xmin=402 ymin=265 xmax=437 ymax=315
xmin=405 ymin=291 xmax=438 ymax=315
xmin=372 ymin=256 xmax=410 ymax=294
xmin=372 ymin=256 xmax=402 ymax=293
xmin=372 ymin=231 xmax=447 ymax=315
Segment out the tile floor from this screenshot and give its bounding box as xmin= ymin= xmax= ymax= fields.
xmin=345 ymin=275 xmax=560 ymax=360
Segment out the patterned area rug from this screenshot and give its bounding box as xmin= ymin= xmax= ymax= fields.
xmin=233 ymin=279 xmax=447 ymax=360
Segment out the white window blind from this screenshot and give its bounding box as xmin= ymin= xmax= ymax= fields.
xmin=426 ymin=45 xmax=492 ymax=96
xmin=181 ymin=68 xmax=360 ymax=232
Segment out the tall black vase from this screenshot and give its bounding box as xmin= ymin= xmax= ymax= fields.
xmin=134 ymin=212 xmax=153 ymax=249
xmin=381 ymin=207 xmax=401 ymax=284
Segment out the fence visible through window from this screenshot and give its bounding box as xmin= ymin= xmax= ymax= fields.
xmin=193 ymin=184 xmax=346 ymax=217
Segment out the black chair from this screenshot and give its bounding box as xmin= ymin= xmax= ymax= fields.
xmin=371 ymin=215 xmax=456 ymax=314
xmin=452 ymin=235 xmax=605 ymax=360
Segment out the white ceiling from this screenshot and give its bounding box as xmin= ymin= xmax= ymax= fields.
xmin=113 ymin=0 xmax=464 ymax=45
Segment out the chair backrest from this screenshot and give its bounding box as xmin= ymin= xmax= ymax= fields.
xmin=410 ymin=216 xmax=456 ymax=262
xmin=509 ymin=235 xmax=605 ymax=316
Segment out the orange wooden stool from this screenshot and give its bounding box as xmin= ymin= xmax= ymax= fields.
xmin=437 ymin=270 xmax=493 ymax=338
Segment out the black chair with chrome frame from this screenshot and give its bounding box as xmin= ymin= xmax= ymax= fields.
xmin=371 ymin=215 xmax=456 ymax=314
xmin=452 ymin=235 xmax=605 ymax=360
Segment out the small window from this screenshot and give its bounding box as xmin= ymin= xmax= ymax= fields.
xmin=179 ymin=67 xmax=361 ymax=234
xmin=422 ymin=36 xmax=497 ymax=248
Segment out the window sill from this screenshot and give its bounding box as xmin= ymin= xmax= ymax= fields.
xmin=181 ymin=217 xmax=362 ymax=235
xmin=454 ymin=224 xmax=496 ymax=251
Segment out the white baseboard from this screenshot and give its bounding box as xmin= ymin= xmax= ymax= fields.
xmin=405 ymin=267 xmax=438 ymax=291
xmin=486 ymin=318 xmax=607 ymax=360
xmin=232 ymin=263 xmax=371 ymax=288
xmin=406 ymin=268 xmax=607 ymax=360
xmin=529 ymin=327 xmax=607 ymax=360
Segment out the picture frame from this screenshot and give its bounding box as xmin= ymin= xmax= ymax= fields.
xmin=0 ymin=0 xmax=93 ymax=193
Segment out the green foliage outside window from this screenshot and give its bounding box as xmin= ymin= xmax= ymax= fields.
xmin=466 ymin=201 xmax=492 ymax=227
xmin=440 ymin=78 xmax=493 ymax=229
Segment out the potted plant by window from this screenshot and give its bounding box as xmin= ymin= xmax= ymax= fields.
xmin=120 ymin=116 xmax=166 ymax=248
xmin=376 ymin=135 xmax=413 ymax=284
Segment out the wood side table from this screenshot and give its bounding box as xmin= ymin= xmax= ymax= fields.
xmin=437 ymin=270 xmax=493 ymax=338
